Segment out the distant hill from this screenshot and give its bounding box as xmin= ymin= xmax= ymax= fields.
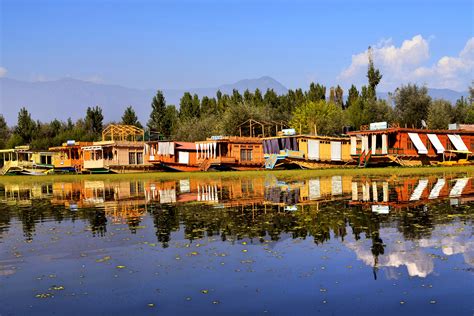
xmin=0 ymin=76 xmax=469 ymax=125
xmin=0 ymin=76 xmax=288 ymax=125
xmin=377 ymin=88 xmax=469 ymax=104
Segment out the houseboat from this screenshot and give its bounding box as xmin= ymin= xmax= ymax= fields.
xmin=347 ymin=122 xmax=474 ymax=167
xmin=262 ymin=131 xmax=354 ymax=169
xmin=195 ymin=136 xmax=265 ymax=171
xmin=0 ymin=146 xmax=53 ymax=175
xmin=82 ymin=124 xmax=153 ymax=173
xmin=49 ymin=141 xmax=92 ymax=173
xmin=146 ymin=141 xmax=199 ymax=172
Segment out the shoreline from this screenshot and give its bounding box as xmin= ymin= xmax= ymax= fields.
xmin=1 ymin=165 xmax=474 ymax=183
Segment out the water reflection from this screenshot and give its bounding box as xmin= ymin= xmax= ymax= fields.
xmin=0 ymin=173 xmax=473 ymax=280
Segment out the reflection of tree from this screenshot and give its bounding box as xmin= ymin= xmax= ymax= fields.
xmin=397 ymin=205 xmax=434 ymax=240
xmin=1 ymin=191 xmax=473 ymax=250
xmin=85 ymin=208 xmax=108 ymax=237
xmin=149 ymin=204 xmax=179 ymax=248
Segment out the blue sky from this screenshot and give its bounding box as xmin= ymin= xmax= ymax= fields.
xmin=1 ymin=0 xmax=473 ymax=91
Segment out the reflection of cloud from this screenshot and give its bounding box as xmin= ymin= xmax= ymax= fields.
xmin=346 ymin=237 xmax=434 ymax=278
xmin=419 ymin=224 xmax=474 ymax=267
xmin=346 ymin=222 xmax=473 ymax=278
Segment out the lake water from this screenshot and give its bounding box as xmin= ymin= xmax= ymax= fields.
xmin=0 ymin=172 xmax=473 ymax=315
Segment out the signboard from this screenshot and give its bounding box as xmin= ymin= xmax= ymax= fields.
xmin=369 ymin=122 xmax=388 ymax=130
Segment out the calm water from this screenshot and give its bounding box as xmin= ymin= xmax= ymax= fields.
xmin=0 ymin=172 xmax=473 ymax=315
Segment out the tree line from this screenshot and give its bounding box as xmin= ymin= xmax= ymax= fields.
xmin=1 ymin=58 xmax=473 ymax=150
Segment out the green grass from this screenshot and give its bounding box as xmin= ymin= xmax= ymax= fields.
xmin=1 ymin=165 xmax=474 ymax=183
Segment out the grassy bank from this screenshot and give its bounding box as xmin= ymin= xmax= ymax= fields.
xmin=1 ymin=165 xmax=474 ymax=183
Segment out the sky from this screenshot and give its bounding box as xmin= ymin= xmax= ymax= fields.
xmin=1 ymin=0 xmax=473 ymax=92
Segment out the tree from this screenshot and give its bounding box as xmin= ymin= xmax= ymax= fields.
xmin=85 ymin=106 xmax=104 ymax=138
xmin=290 ymin=100 xmax=345 ymax=136
xmin=253 ymin=88 xmax=264 ymax=107
xmin=121 ymin=106 xmax=142 ymax=128
xmin=15 ymin=107 xmax=36 ymax=143
xmin=335 ymin=85 xmax=344 ymax=108
xmin=179 ymin=92 xmax=199 ymax=119
xmin=0 ymin=115 xmax=10 ymax=149
xmin=263 ymin=89 xmax=279 ymax=109
xmin=393 ymin=84 xmax=431 ymax=128
xmin=148 ymin=90 xmax=167 ymax=133
xmin=452 ymin=97 xmax=468 ymax=124
xmin=427 ymin=99 xmax=452 ymax=129
xmin=346 ymin=85 xmax=359 ymax=109
xmin=162 ymin=105 xmax=178 ymax=138
xmin=306 ymin=83 xmax=326 ymax=101
xmin=329 ymin=87 xmax=336 ymax=104
xmin=367 ymin=46 xmax=382 ymax=100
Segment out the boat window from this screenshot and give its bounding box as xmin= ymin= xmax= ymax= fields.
xmin=129 ymin=152 xmax=136 ymax=164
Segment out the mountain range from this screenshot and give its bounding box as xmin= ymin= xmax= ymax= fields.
xmin=0 ymin=76 xmax=468 ymax=125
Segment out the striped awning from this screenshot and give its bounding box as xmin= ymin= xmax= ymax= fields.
xmin=408 ymin=133 xmax=428 ymax=154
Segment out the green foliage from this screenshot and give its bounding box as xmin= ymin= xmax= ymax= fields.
xmin=172 ymin=115 xmax=218 ymax=142
xmin=6 ymin=134 xmax=23 ymax=149
xmin=427 ymin=99 xmax=452 ymax=129
xmin=394 ymin=84 xmax=431 ymax=128
xmin=15 ymin=107 xmax=36 ymax=144
xmin=367 ymin=46 xmax=382 ymax=100
xmin=179 ymin=92 xmax=200 ymax=119
xmin=147 ymin=90 xmax=167 ymax=133
xmin=334 ymin=85 xmax=344 ymax=108
xmin=121 ymin=106 xmax=142 ymax=128
xmin=217 ymin=102 xmax=270 ymax=136
xmin=306 ymin=83 xmax=326 ymax=102
xmin=85 ymin=106 xmax=104 ymax=139
xmin=162 ymin=105 xmax=178 ymax=138
xmin=0 ymin=115 xmax=10 ymax=149
xmin=290 ymin=100 xmax=345 ymax=136
xmin=452 ymin=96 xmax=469 ymax=124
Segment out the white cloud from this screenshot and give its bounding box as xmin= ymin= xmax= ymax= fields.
xmin=339 ymin=35 xmax=474 ymax=91
xmin=0 ymin=67 xmax=7 ymax=77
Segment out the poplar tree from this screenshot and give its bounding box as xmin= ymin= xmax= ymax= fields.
xmin=122 ymin=106 xmax=142 ymax=128
xmin=15 ymin=107 xmax=36 ymax=143
xmin=147 ymin=90 xmax=167 ymax=133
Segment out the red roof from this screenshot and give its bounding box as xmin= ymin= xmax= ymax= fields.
xmin=175 ymin=142 xmax=197 ymax=151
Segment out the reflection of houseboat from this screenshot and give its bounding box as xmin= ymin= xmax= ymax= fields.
xmin=49 ymin=141 xmax=92 ymax=173
xmin=264 ymin=175 xmax=353 ymax=206
xmin=0 ymin=146 xmax=53 ymax=175
xmin=146 ymin=141 xmax=199 ymax=172
xmin=263 ymin=132 xmax=354 ymax=169
xmin=195 ymin=136 xmax=265 ymax=171
xmin=347 ymin=122 xmax=474 ymax=167
xmin=349 ymin=176 xmax=474 ymax=209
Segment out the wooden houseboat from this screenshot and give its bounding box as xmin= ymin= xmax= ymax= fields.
xmin=49 ymin=141 xmax=92 ymax=173
xmin=347 ymin=122 xmax=474 ymax=167
xmin=0 ymin=146 xmax=53 ymax=175
xmin=82 ymin=124 xmax=153 ymax=173
xmin=262 ymin=132 xmax=354 ymax=169
xmin=145 ymin=141 xmax=199 ymax=172
xmin=195 ymin=136 xmax=265 ymax=171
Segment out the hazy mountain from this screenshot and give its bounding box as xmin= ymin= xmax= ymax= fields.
xmin=0 ymin=76 xmax=469 ymax=126
xmin=0 ymin=76 xmax=288 ymax=125
xmin=377 ymin=89 xmax=469 ymax=104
